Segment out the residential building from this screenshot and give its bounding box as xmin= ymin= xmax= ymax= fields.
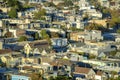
xmin=70 ymin=30 xmax=103 ymax=42
xmin=73 ymin=67 xmax=95 ymax=80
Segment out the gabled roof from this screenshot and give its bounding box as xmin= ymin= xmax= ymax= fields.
xmin=0 ymin=49 xmax=12 ymax=54
xmin=74 ymin=67 xmax=91 ymax=74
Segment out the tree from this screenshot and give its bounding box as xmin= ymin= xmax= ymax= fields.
xmin=18 ymin=36 xmax=28 ymax=42
xmin=85 ymin=23 xmax=102 ymax=30
xmin=49 ymin=76 xmax=69 ymax=80
xmin=34 ymin=9 xmax=46 ymax=20
xmin=64 ymin=0 xmax=73 ymax=7
xmin=3 ymin=0 xmax=23 ymax=11
xmin=50 ymin=32 xmax=59 ymax=38
xmin=32 ymin=32 xmax=40 ymax=40
xmin=8 ymin=8 xmax=17 ymax=18
xmin=40 ymin=30 xmax=49 ymax=39
xmin=44 ymin=2 xmax=56 ymax=7
xmin=89 ymin=54 xmax=96 ymax=59
xmin=117 ymin=29 xmax=120 ymax=34
xmin=4 ymin=31 xmax=13 ymax=38
xmin=30 ymin=73 xmax=42 ymax=80
xmin=110 ymin=51 xmax=117 ymax=56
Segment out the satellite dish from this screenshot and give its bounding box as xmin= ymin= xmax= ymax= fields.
xmin=1 ymin=56 xmax=7 ymax=63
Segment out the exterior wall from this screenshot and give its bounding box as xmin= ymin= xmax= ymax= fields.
xmin=29 ymin=0 xmax=42 ymax=3
xmin=99 ymin=0 xmax=110 ymax=8
xmin=51 ymin=38 xmax=68 ymax=47
xmin=2 ymin=19 xmax=31 ymax=24
xmin=95 ymin=75 xmax=102 ymax=80
xmin=0 ymin=20 xmax=2 ymax=27
xmin=87 ymin=69 xmax=95 ymax=79
xmin=0 ymin=7 xmax=11 ymax=13
xmin=11 ymin=75 xmax=30 ymax=80
xmin=0 ymin=41 xmax=3 ymax=49
xmin=70 ymin=30 xmax=103 ymax=42
xmin=9 ymin=29 xmax=17 ymax=38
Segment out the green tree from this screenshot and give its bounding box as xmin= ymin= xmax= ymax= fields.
xmin=49 ymin=76 xmax=69 ymax=80
xmin=117 ymin=29 xmax=120 ymax=34
xmin=64 ymin=0 xmax=73 ymax=7
xmin=40 ymin=30 xmax=49 ymax=39
xmin=8 ymin=8 xmax=17 ymax=18
xmin=18 ymin=36 xmax=28 ymax=42
xmin=34 ymin=9 xmax=46 ymax=20
xmin=33 ymin=32 xmax=40 ymax=40
xmin=89 ymin=54 xmax=96 ymax=59
xmin=4 ymin=0 xmax=23 ymax=11
xmin=110 ymin=51 xmax=117 ymax=56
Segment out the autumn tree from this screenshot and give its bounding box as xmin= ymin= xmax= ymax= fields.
xmin=4 ymin=31 xmax=13 ymax=38
xmin=85 ymin=23 xmax=103 ymax=30
xmin=30 ymin=73 xmax=42 ymax=80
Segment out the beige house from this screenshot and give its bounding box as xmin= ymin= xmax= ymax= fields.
xmin=74 ymin=67 xmax=95 ymax=80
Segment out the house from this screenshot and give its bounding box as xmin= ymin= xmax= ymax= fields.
xmin=50 ymin=59 xmax=73 ymax=77
xmin=73 ymin=67 xmax=95 ymax=80
xmin=51 ymin=38 xmax=68 ymax=52
xmin=24 ymin=40 xmax=51 ymax=57
xmin=70 ymin=30 xmax=103 ymax=42
xmin=72 ymin=41 xmax=116 ymax=56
